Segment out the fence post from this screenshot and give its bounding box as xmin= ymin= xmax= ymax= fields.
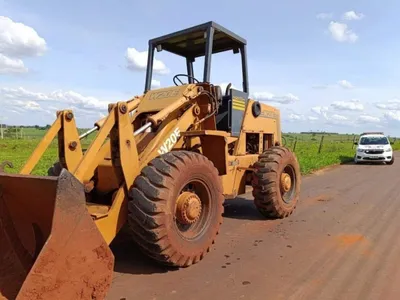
xmin=318 ymin=135 xmax=325 ymax=154
xmin=352 ymin=135 xmax=357 ymax=149
xmin=293 ymin=137 xmax=297 ymax=152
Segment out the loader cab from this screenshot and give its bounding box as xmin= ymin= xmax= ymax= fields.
xmin=144 ymin=21 xmax=249 ymax=137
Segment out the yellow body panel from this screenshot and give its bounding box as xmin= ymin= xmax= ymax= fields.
xmin=137 ymin=84 xmax=193 ymax=114
xmin=12 ymin=82 xmax=283 ymax=245
xmin=242 ymin=100 xmax=281 ymax=142
xmin=0 ymin=22 xmax=297 ymax=300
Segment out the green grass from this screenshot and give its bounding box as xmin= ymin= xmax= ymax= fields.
xmin=0 ymin=132 xmax=94 ymax=175
xmin=285 ymin=135 xmax=400 ymax=174
xmin=0 ymin=130 xmax=399 ymax=176
xmin=290 ymin=142 xmax=355 ymax=174
xmin=0 ymin=139 xmax=58 ymax=175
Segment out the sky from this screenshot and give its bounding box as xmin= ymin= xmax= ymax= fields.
xmin=1 ymin=0 xmax=400 ymax=135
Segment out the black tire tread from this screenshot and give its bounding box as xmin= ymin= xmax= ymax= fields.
xmin=127 ymin=150 xmax=224 ymax=267
xmin=252 ymin=146 xmax=300 ymax=219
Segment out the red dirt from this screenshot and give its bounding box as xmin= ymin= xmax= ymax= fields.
xmin=108 ymin=152 xmax=400 ymax=300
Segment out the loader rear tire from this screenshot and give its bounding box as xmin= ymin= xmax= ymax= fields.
xmin=252 ymin=146 xmax=301 ymax=219
xmin=127 ymin=150 xmax=224 ymax=267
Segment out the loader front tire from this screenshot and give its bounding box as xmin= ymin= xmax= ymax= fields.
xmin=252 ymin=146 xmax=301 ymax=219
xmin=127 ymin=150 xmax=224 ymax=267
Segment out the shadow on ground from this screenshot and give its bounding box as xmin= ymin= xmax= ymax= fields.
xmin=339 ymin=155 xmax=388 ymax=166
xmin=339 ymin=155 xmax=354 ymax=165
xmin=223 ymin=196 xmax=271 ymax=221
xmin=110 ymin=195 xmax=271 ymax=274
xmin=110 ymin=229 xmax=177 ymax=275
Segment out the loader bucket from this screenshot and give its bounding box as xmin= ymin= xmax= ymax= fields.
xmin=0 ymin=169 xmax=114 ymax=300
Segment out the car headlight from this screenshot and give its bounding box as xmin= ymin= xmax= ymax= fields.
xmin=357 ymin=149 xmax=365 ymax=152
xmin=385 ymin=148 xmax=392 ymax=152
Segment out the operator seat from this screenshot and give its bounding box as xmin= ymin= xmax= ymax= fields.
xmin=215 ymin=84 xmax=232 ymax=132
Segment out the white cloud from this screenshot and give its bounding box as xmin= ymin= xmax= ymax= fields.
xmin=328 ymin=21 xmax=358 ymax=43
xmin=252 ymin=92 xmax=299 ymax=104
xmin=337 ymin=80 xmax=354 ymax=89
xmin=284 ymin=112 xmax=319 ymax=123
xmin=385 ymin=111 xmax=400 ymax=121
xmin=125 ymin=48 xmax=169 ymax=75
xmin=311 ymin=106 xmax=354 ymax=125
xmin=357 ymin=115 xmax=380 ymax=123
xmin=330 ymin=114 xmax=348 ymax=121
xmin=287 ymin=113 xmax=306 ymax=121
xmin=7 ymin=99 xmax=49 ymax=114
xmin=316 ymin=13 xmax=333 ymax=20
xmin=51 ymin=90 xmax=109 ymax=110
xmin=0 ymin=87 xmax=109 ymax=111
xmin=0 ymin=16 xmax=47 ymax=58
xmin=0 ymin=53 xmax=27 ymax=73
xmin=342 ymin=11 xmax=365 ymax=21
xmin=23 ymin=100 xmax=41 ymax=111
xmin=311 ymin=106 xmax=329 ymax=117
xmin=331 ymin=100 xmax=363 ymax=111
xmin=0 ymin=16 xmax=47 ymax=75
xmin=151 ymin=79 xmax=161 ymax=88
xmin=375 ymin=98 xmax=400 ymax=111
xmin=1 ymin=86 xmax=49 ymax=101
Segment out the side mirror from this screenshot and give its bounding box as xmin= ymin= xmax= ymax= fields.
xmin=354 ymin=142 xmax=358 ymax=145
xmin=390 ymin=141 xmax=394 ymax=145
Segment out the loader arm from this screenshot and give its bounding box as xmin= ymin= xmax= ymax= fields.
xmin=0 ymin=84 xmax=202 ymax=299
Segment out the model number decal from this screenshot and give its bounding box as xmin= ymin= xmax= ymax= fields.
xmin=158 ymin=128 xmax=181 ymax=155
xmin=149 ymin=89 xmax=180 ymax=100
xmin=259 ymin=110 xmax=278 ymax=119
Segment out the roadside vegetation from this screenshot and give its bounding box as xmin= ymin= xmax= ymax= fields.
xmin=0 ymin=129 xmax=399 ymax=176
xmin=284 ymin=133 xmax=400 ymax=174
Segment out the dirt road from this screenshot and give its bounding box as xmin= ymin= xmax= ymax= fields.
xmin=108 ymin=153 xmax=400 ymax=300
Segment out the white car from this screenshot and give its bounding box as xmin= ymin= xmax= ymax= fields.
xmin=354 ymin=132 xmax=394 ymax=165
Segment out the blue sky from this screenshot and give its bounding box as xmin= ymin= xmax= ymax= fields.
xmin=2 ymin=0 xmax=400 ymax=135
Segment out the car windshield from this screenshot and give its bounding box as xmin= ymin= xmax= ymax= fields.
xmin=359 ymin=136 xmax=389 ymax=145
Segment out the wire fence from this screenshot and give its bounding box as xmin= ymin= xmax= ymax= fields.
xmin=282 ymin=134 xmax=399 ymax=154
xmin=1 ymin=132 xmax=399 ymax=176
xmin=1 ymin=131 xmax=399 ymax=156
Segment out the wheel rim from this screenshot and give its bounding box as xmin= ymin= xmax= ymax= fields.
xmin=281 ymin=165 xmax=296 ymax=204
xmin=174 ymin=179 xmax=212 ymax=241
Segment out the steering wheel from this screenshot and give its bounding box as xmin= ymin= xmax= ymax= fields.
xmin=173 ymin=74 xmax=200 ymax=86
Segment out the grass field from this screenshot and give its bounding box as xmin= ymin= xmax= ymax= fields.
xmin=0 ymin=129 xmax=399 ymax=176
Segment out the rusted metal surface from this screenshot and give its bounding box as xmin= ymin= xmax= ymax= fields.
xmin=175 ymin=191 xmax=202 ymax=225
xmin=280 ymin=172 xmax=292 ymax=193
xmin=0 ymin=169 xmax=114 ymax=300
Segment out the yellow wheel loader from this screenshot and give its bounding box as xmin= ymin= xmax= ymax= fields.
xmin=0 ymin=21 xmax=301 ymax=299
